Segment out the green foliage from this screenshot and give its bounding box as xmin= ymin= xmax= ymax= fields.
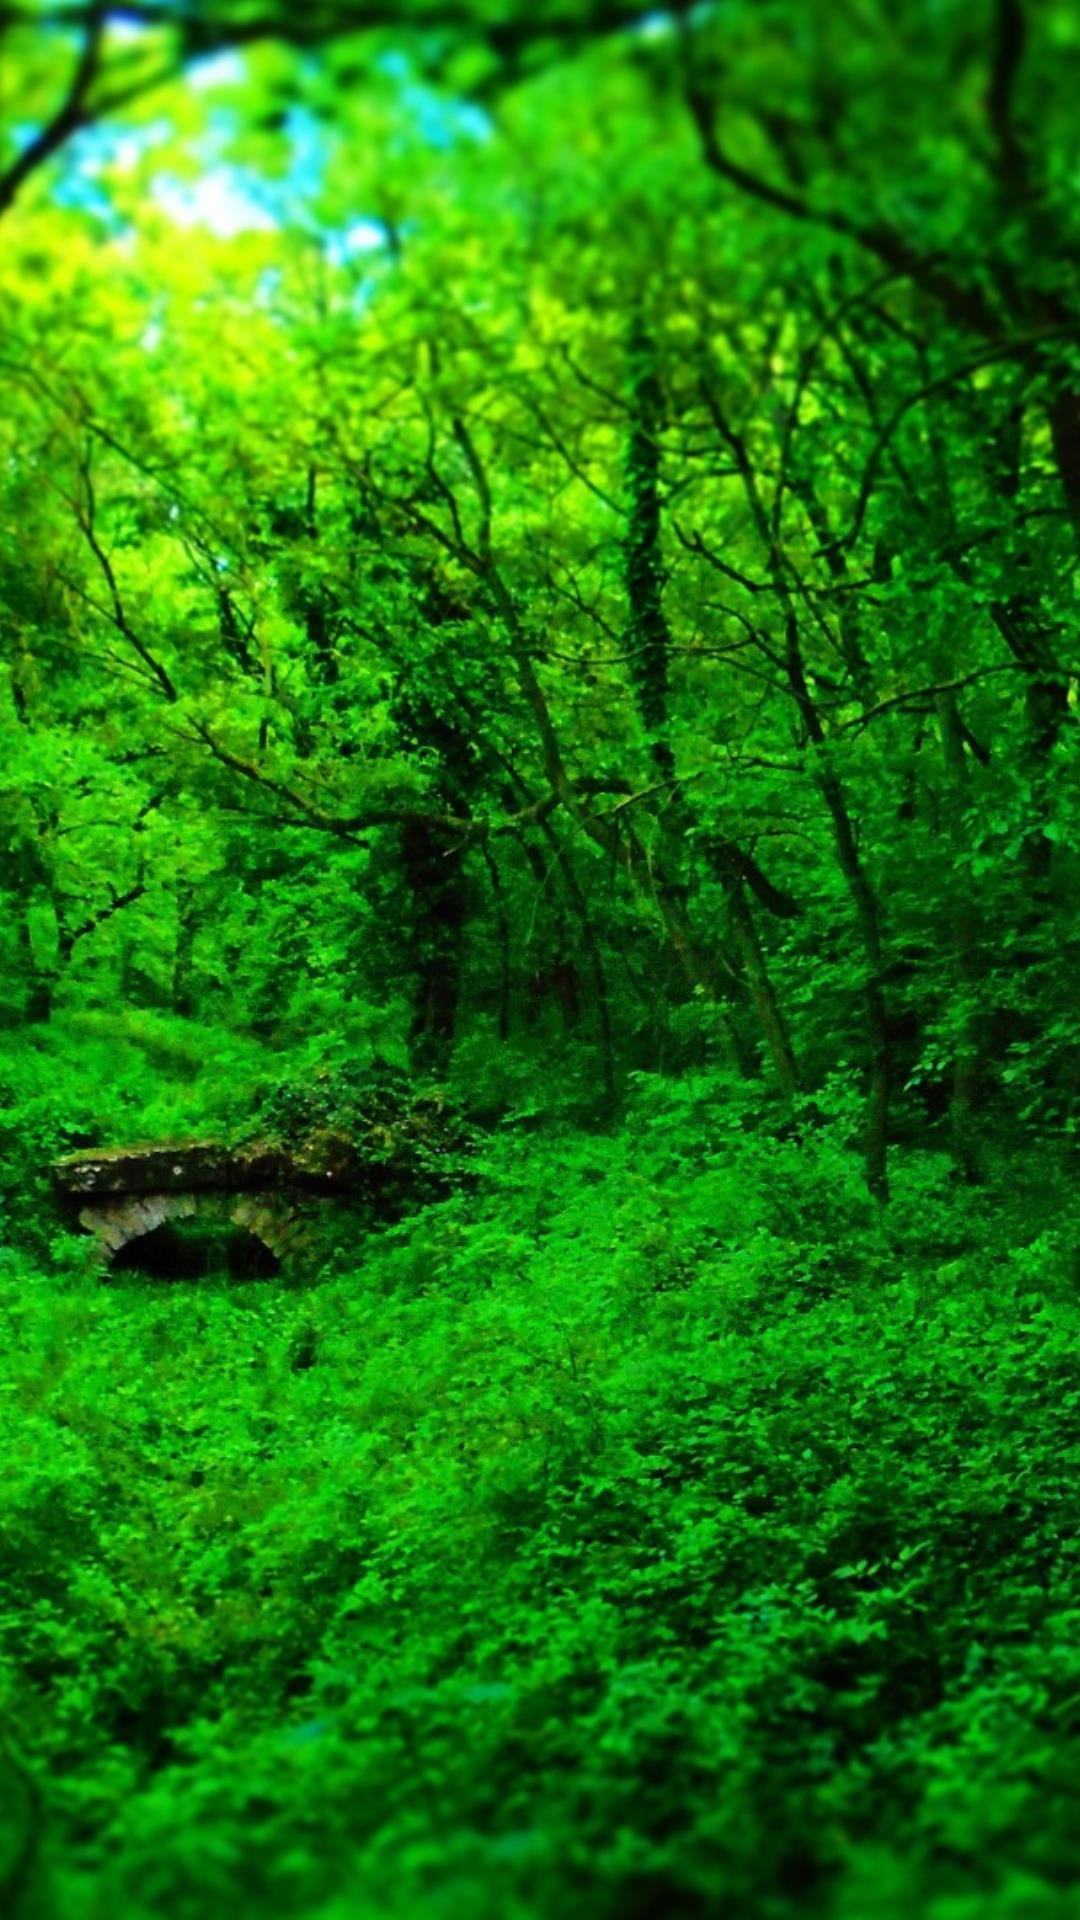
xmin=4 ymin=3 xmax=1080 ymax=1915
xmin=248 ymin=1057 xmax=475 ymax=1205
xmin=4 ymin=1093 xmax=1080 ymax=1918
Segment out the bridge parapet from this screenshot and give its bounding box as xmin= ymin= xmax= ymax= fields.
xmin=52 ymin=1140 xmax=360 ymax=1200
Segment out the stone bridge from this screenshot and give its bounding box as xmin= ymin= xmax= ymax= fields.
xmin=52 ymin=1141 xmax=362 ymax=1274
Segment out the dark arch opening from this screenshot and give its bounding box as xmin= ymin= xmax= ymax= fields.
xmin=110 ymin=1221 xmax=281 ymax=1281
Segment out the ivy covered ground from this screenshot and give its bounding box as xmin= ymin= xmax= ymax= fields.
xmin=4 ymin=1036 xmax=1080 ymax=1918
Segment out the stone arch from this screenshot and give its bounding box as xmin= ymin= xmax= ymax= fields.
xmin=53 ymin=1141 xmax=351 ymax=1274
xmin=228 ymin=1192 xmax=306 ymax=1261
xmin=110 ymin=1219 xmax=282 ymax=1280
xmin=79 ymin=1189 xmax=301 ymax=1267
xmin=79 ymin=1190 xmax=199 ymax=1257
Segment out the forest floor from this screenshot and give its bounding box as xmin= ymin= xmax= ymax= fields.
xmin=4 ymin=1044 xmax=1080 ymax=1918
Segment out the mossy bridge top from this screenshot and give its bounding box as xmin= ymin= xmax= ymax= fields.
xmin=51 ymin=1141 xmax=363 ymax=1272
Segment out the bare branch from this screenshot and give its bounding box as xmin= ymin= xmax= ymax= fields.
xmin=0 ymin=4 xmax=107 ymax=217
xmin=70 ymin=447 xmax=179 ymax=701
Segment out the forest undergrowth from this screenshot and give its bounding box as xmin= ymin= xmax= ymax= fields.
xmin=5 ymin=1022 xmax=1080 ymax=1920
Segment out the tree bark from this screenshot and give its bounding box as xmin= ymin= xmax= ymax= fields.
xmin=935 ymin=689 xmax=985 ymax=1179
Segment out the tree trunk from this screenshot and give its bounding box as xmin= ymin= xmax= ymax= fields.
xmin=172 ymin=887 xmax=198 ymax=1018
xmin=784 ymin=618 xmax=891 ymax=1200
xmin=717 ymin=859 xmax=801 ymax=1100
xmin=401 ymin=816 xmax=467 ymax=1070
xmin=935 ymin=690 xmax=984 ymax=1178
